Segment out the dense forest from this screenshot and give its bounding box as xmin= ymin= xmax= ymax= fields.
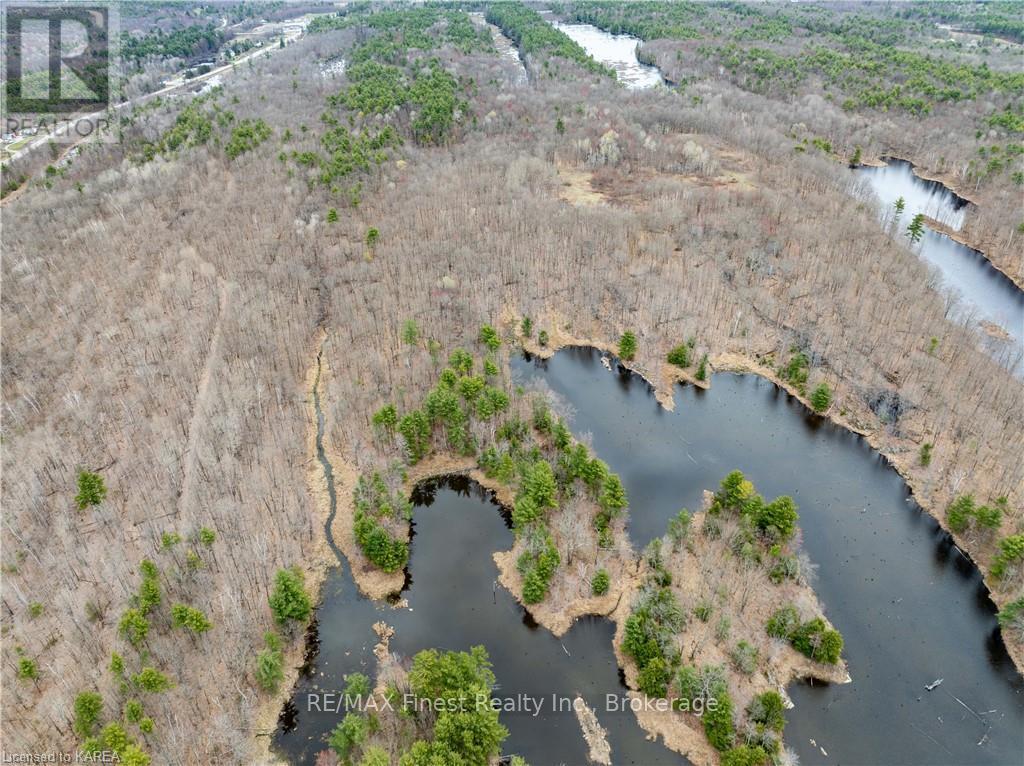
xmin=1 ymin=2 xmax=1022 ymax=765
xmin=121 ymin=24 xmax=228 ymax=64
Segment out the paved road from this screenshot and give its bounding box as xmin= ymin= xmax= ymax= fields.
xmin=4 ymin=15 xmax=310 ymax=162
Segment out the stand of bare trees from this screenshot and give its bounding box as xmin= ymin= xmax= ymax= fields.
xmin=641 ymin=38 xmax=1024 ymax=287
xmin=2 ymin=18 xmax=1021 ymax=764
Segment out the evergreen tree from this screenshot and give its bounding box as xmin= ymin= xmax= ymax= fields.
xmin=398 ymin=409 xmax=431 ymax=462
xmin=170 ymin=604 xmax=212 ymax=634
xmin=696 ymin=353 xmax=709 ymax=381
xmin=359 ymin=747 xmax=390 ymax=766
xmin=406 ymin=646 xmax=508 ymax=763
xmin=618 ymin=331 xmax=637 ymax=361
xmin=998 ymin=597 xmax=1024 ymax=632
xmin=946 ymin=494 xmax=975 ymax=533
xmin=255 ymin=632 xmax=284 ymax=692
xmin=714 ymin=470 xmax=749 ymax=511
xmin=478 ymin=324 xmax=501 ymax=351
xmin=521 ymin=460 xmax=557 ymax=511
xmin=73 ymin=691 xmax=104 ymax=737
xmin=974 ymin=502 xmax=1003 ymax=531
xmin=118 ymin=609 xmax=149 ymax=647
xmin=636 ymin=656 xmax=670 ymax=697
xmin=372 ymin=404 xmax=399 ymax=432
xmin=132 ymin=667 xmax=173 ymax=693
xmin=810 ymin=382 xmax=832 ymax=412
xmin=667 ymin=344 xmax=690 ymax=368
xmin=721 ymin=745 xmax=768 ymax=766
xmin=992 ymin=534 xmax=1024 ymax=579
xmin=447 ymin=348 xmax=474 ymax=374
xmin=906 ymin=213 xmax=925 ymax=243
xmin=268 ymin=567 xmax=311 ymax=625
xmin=747 ymin=690 xmax=786 ymax=732
xmin=667 ymin=510 xmax=691 ymax=549
xmin=401 ymin=319 xmax=420 ymax=345
xmin=75 ymin=470 xmax=107 ymax=509
xmin=599 ymin=474 xmax=628 ymax=514
xmin=918 ymin=442 xmax=933 ymax=466
xmin=755 ymin=496 xmax=798 ymax=541
xmin=702 ymin=687 xmax=735 ymax=750
xmin=18 ymin=657 xmax=38 ymax=680
xmin=123 ymin=699 xmax=144 ymax=724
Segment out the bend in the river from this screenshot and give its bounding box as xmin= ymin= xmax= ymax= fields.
xmin=276 ymin=347 xmax=1023 ymax=766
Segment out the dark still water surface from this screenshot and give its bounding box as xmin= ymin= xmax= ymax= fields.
xmin=513 ymin=347 xmax=1023 ymax=766
xmin=274 ymin=475 xmax=685 ymax=766
xmin=276 ymin=347 xmax=1023 ymax=766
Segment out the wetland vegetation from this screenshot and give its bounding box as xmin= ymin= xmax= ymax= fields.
xmin=2 ymin=3 xmax=1021 ymax=765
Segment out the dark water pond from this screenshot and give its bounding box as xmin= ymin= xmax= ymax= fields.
xmin=276 ymin=348 xmax=1023 ymax=766
xmin=513 ymin=347 xmax=1023 ymax=766
xmin=274 ymin=476 xmax=684 ymax=766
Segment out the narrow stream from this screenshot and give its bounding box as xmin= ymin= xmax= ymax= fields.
xmin=312 ymin=349 xmax=342 ymax=562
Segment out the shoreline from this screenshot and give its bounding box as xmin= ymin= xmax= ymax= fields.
xmin=869 ymin=154 xmax=1024 ymax=292
xmin=609 ymin=504 xmax=850 ymax=766
xmin=516 ymin=321 xmax=1022 ymax=674
xmin=259 ymin=329 xmax=1021 ymax=763
xmin=706 ymin=352 xmax=1024 ymax=674
xmin=922 ymin=214 xmax=1024 ymax=293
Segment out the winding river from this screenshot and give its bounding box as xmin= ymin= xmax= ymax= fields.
xmin=278 ymin=21 xmax=1023 ymax=766
xmin=514 ymin=349 xmax=1024 ymax=765
xmin=855 ymin=159 xmax=1024 ymax=370
xmin=541 ymin=12 xmax=662 ymax=90
xmin=535 ymin=14 xmax=1022 ymax=369
xmin=276 ymin=348 xmax=1023 ymax=766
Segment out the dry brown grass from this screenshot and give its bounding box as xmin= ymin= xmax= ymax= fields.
xmin=2 ymin=17 xmax=1021 ymax=764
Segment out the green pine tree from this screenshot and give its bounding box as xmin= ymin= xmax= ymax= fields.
xmin=75 ymin=470 xmax=107 ymax=509
xmin=906 ymin=213 xmax=925 ymax=243
xmin=618 ymin=331 xmax=637 ymax=361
